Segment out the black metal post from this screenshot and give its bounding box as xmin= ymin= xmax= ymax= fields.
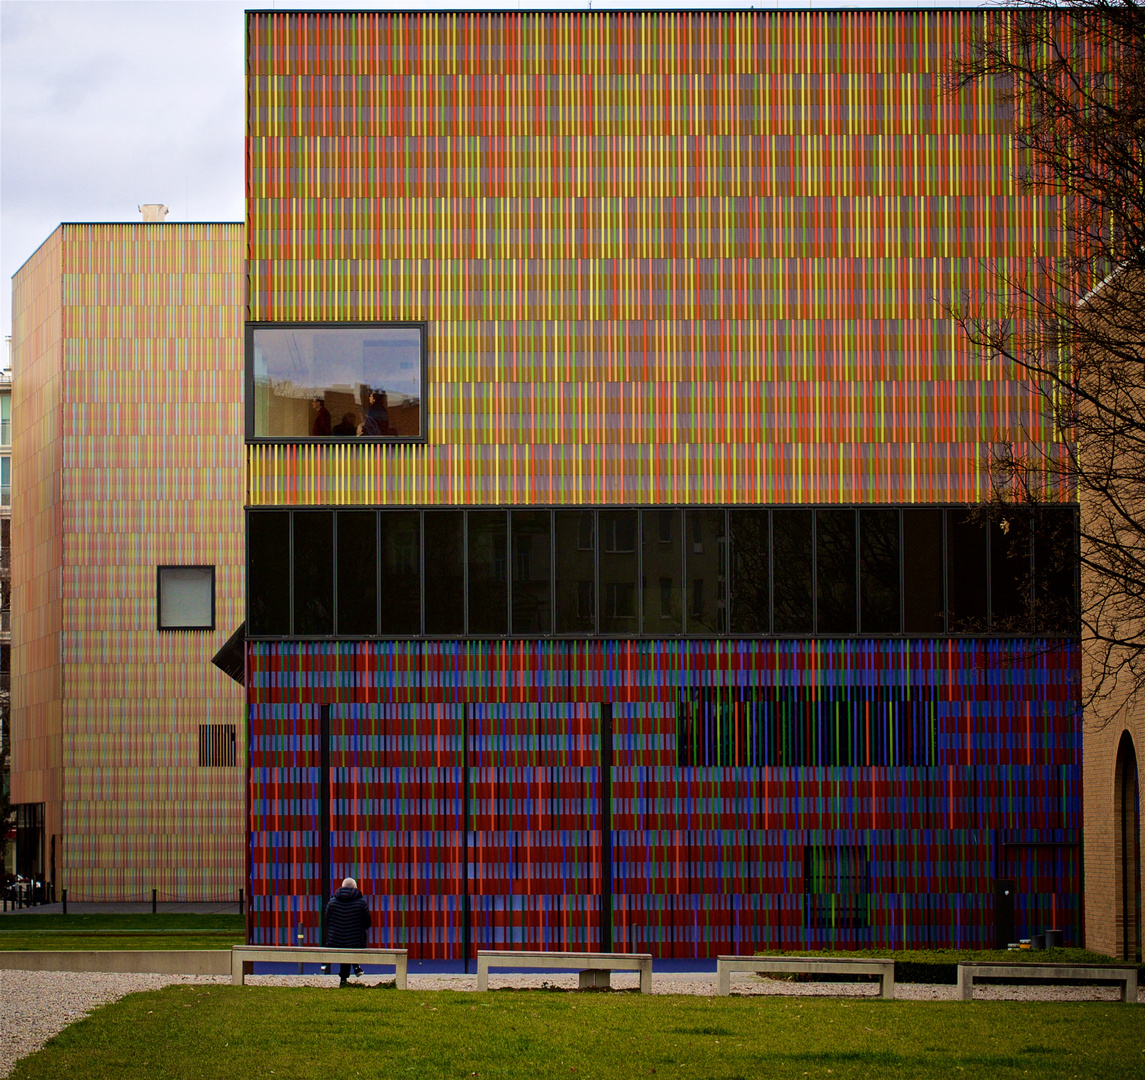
xmin=239 ymin=888 xmax=244 ymax=915
xmin=152 ymin=888 xmax=157 ymax=914
xmin=462 ymin=703 xmax=471 ymax=974
xmin=601 ymin=702 xmax=613 ymax=953
xmin=62 ymin=889 xmax=67 ymax=915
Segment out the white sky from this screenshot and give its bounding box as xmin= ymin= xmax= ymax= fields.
xmin=0 ymin=0 xmax=977 ymax=346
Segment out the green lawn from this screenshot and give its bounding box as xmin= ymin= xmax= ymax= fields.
xmin=9 ymin=985 xmax=1144 ymax=1080
xmin=0 ymin=913 xmax=244 ymax=932
xmin=0 ymin=913 xmax=244 ymax=950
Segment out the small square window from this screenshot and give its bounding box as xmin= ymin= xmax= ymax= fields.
xmin=157 ymin=566 xmax=215 ymax=631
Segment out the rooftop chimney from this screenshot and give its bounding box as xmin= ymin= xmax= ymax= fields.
xmin=139 ymin=204 xmax=169 ymax=222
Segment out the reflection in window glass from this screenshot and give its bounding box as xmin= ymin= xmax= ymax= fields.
xmin=991 ymin=518 xmax=1030 ymax=630
xmin=643 ymin=509 xmax=681 ymax=634
xmin=468 ymin=511 xmax=508 ymax=635
xmin=1035 ymin=508 xmax=1078 ymax=633
xmin=773 ymin=509 xmax=813 ymax=633
xmin=556 ymin=511 xmax=595 ymax=633
xmin=600 ymin=510 xmax=639 ymax=634
xmin=379 ymin=511 xmax=421 ymax=634
xmin=512 ymin=510 xmax=552 ymax=634
xmin=860 ymin=509 xmax=900 ymax=634
xmin=729 ymin=509 xmax=769 ymax=633
xmin=817 ymin=509 xmax=856 ymax=634
xmin=250 ymin=325 xmax=422 ymax=439
xmin=294 ymin=511 xmax=334 ymax=635
xmin=947 ymin=513 xmax=988 ymax=631
xmin=687 ymin=509 xmax=726 ymax=633
xmin=249 ymin=513 xmax=290 ymax=635
xmin=424 ymin=512 xmax=464 ymax=634
xmin=903 ymin=509 xmax=944 ymax=633
xmin=337 ymin=511 xmax=377 ymax=636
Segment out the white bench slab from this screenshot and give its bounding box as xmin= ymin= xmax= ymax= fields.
xmin=476 ymin=950 xmax=653 ymax=993
xmin=717 ymin=955 xmax=895 ymax=999
xmin=956 ymin=962 xmax=1137 ymax=1002
xmin=231 ymin=945 xmax=407 ymax=988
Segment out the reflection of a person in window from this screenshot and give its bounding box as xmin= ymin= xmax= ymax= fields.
xmin=368 ymin=390 xmax=390 ymax=435
xmin=311 ymin=396 xmax=331 ymax=437
xmin=332 ymin=412 xmax=357 ymax=436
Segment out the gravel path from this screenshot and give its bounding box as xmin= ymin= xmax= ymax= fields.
xmin=0 ymin=968 xmax=1127 ymax=1078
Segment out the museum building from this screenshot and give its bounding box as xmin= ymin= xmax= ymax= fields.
xmin=242 ymin=8 xmax=1081 ymax=957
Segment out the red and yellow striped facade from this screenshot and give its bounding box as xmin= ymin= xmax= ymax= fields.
xmin=11 ymin=223 xmax=245 ymax=901
xmin=246 ymin=8 xmax=1064 ymax=508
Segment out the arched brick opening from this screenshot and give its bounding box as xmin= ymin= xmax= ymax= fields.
xmin=1114 ymin=731 xmax=1142 ymax=962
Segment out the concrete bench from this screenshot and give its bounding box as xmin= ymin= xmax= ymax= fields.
xmin=476 ymin=950 xmax=653 ymax=993
xmin=230 ymin=945 xmax=407 ymax=988
xmin=717 ymin=955 xmax=895 ymax=999
xmin=956 ymin=962 xmax=1138 ymax=1002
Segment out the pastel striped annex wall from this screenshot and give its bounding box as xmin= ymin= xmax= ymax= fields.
xmin=247 ymin=638 xmax=1080 ymax=957
xmin=245 ymin=8 xmax=1071 ymax=508
xmin=11 ymin=228 xmax=66 ymax=856
xmin=12 ymin=223 xmax=247 ymax=901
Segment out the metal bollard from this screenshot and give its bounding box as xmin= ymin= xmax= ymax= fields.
xmin=297 ymin=929 xmax=304 ymax=975
xmin=152 ymin=888 xmax=157 ymax=914
xmin=62 ymin=889 xmax=67 ymax=916
xmin=239 ymin=888 xmax=244 ymax=915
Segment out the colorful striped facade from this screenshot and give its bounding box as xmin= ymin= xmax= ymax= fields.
xmin=11 ymin=223 xmax=246 ymax=901
xmin=245 ymin=10 xmax=1081 ymax=955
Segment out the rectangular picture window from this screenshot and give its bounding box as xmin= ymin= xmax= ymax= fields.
xmin=248 ymin=513 xmax=290 ymax=635
xmin=158 ymin=565 xmax=214 ymax=631
xmin=249 ymin=323 xmax=424 ymax=440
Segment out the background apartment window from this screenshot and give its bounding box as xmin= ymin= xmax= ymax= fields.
xmin=248 ymin=323 xmax=424 ymax=440
xmin=157 ymin=566 xmax=214 ymax=631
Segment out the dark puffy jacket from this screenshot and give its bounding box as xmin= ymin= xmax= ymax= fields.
xmin=324 ymin=886 xmax=371 ymax=947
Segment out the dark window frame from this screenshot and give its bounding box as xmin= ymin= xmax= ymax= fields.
xmin=245 ymin=320 xmax=429 ymax=445
xmin=156 ymin=564 xmax=216 ymax=632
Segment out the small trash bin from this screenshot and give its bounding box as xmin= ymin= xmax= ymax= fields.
xmin=1031 ymin=933 xmax=1045 ymax=950
xmin=1044 ymin=929 xmax=1062 ymax=949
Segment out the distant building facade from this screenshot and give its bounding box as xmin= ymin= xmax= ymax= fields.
xmin=9 ymin=222 xmax=245 ymax=901
xmin=242 ymin=9 xmax=1081 ymax=958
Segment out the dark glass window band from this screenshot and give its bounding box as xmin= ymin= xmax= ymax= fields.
xmin=245 ymin=504 xmax=1079 ymax=641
